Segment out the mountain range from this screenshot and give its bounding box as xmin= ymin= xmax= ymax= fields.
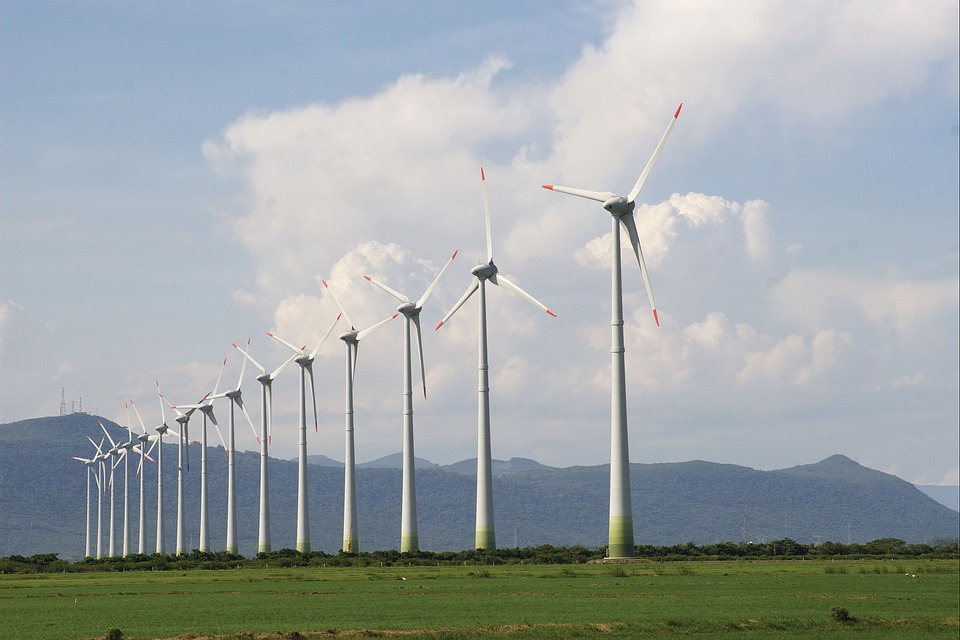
xmin=1 ymin=413 xmax=956 ymax=559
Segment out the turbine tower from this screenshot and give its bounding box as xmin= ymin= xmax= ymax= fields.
xmin=542 ymin=103 xmax=681 ymax=558
xmin=322 ymin=279 xmax=397 ymax=553
xmin=365 ymin=250 xmax=458 ymax=552
xmin=436 ymin=167 xmax=555 ymax=550
xmin=268 ymin=314 xmax=341 ymax=553
xmin=232 ymin=339 xmax=298 ymax=553
xmin=209 ymin=346 xmax=257 ymax=554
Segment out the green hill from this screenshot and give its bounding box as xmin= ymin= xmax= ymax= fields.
xmin=0 ymin=414 xmax=956 ymax=559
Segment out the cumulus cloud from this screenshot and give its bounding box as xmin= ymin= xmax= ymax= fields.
xmin=195 ymin=0 xmax=958 ymax=480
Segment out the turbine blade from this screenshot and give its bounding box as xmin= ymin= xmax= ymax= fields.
xmin=490 ymin=273 xmax=557 ymax=317
xmin=232 ymin=340 xmax=267 ymax=375
xmin=620 ymin=214 xmax=659 ymax=325
xmin=268 ymin=331 xmax=304 ymax=355
xmin=236 ymin=396 xmax=258 ymax=443
xmin=436 ymin=278 xmax=479 ymax=329
xmin=627 ymin=103 xmax=682 ymax=203
xmin=211 ymin=358 xmax=227 ymax=397
xmin=99 ymin=420 xmax=118 ymax=449
xmin=364 ymin=275 xmax=409 ymax=304
xmin=270 ymin=351 xmax=300 ymax=380
xmin=266 ymin=383 xmax=273 ymax=444
xmin=235 ymin=339 xmax=250 ymax=390
xmin=322 ymin=280 xmax=354 ymax=330
xmin=350 ymin=342 xmax=359 ymax=388
xmin=412 ymin=315 xmax=427 ymax=398
xmin=481 ymin=167 xmax=494 ymax=263
xmin=155 ymin=381 xmax=167 ymax=426
xmin=130 ymin=400 xmax=147 ymax=433
xmin=206 ymin=406 xmax=219 ymax=427
xmin=210 ymin=419 xmax=227 ymax=451
xmin=309 ymin=313 xmax=342 ymax=360
xmin=416 ymin=249 xmax=458 ymax=309
xmin=306 ymin=362 xmax=319 ymax=432
xmin=541 ymin=185 xmax=616 ymax=202
xmin=357 ymin=312 xmax=398 ymax=341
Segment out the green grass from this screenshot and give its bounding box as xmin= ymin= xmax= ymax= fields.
xmin=1 ymin=560 xmax=957 ymax=639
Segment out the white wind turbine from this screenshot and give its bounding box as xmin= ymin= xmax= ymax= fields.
xmin=157 ymin=381 xmax=193 ymax=555
xmin=99 ymin=419 xmax=137 ymax=557
xmin=118 ymin=407 xmax=139 ymax=556
xmin=542 ymin=103 xmax=681 ymax=558
xmin=365 ymin=250 xmax=458 ymax=552
xmin=167 ymin=361 xmax=227 ymax=553
xmin=208 ymin=346 xmax=257 ymax=554
xmin=70 ymin=453 xmax=97 ymax=558
xmin=268 ymin=314 xmax=341 ymax=553
xmin=436 ymin=167 xmax=556 ymax=551
xmin=97 ymin=423 xmax=122 ymax=557
xmin=232 ymin=339 xmax=298 ymax=553
xmin=129 ymin=399 xmax=158 ymax=554
xmin=140 ymin=385 xmax=179 ymax=554
xmin=84 ymin=435 xmax=107 ymax=558
xmin=322 ymin=279 xmax=398 ymax=553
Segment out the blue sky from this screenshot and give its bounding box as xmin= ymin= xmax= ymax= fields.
xmin=1 ymin=0 xmax=957 ymax=488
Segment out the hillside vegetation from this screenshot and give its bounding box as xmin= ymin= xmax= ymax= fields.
xmin=1 ymin=414 xmax=956 ymax=558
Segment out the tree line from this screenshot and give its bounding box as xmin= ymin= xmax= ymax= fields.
xmin=1 ymin=538 xmax=957 ymax=573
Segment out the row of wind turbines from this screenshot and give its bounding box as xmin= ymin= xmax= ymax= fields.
xmin=72 ymin=104 xmax=682 ymax=559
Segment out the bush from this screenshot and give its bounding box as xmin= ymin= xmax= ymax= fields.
xmin=830 ymin=607 xmax=852 ymax=623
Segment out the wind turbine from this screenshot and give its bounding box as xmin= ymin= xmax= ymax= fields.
xmin=232 ymin=339 xmax=298 ymax=553
xmin=99 ymin=419 xmax=137 ymax=557
xmin=129 ymin=399 xmax=159 ymax=554
xmin=365 ymin=250 xmax=458 ymax=552
xmin=118 ymin=407 xmax=138 ymax=556
xmin=141 ymin=385 xmax=178 ymax=554
xmin=208 ymin=347 xmax=257 ymax=555
xmin=168 ymin=361 xmax=227 ymax=553
xmin=268 ymin=314 xmax=341 ymax=553
xmin=84 ymin=435 xmax=107 ymax=558
xmin=97 ymin=423 xmax=122 ymax=557
xmin=322 ymin=279 xmax=397 ymax=553
xmin=70 ymin=453 xmax=97 ymax=558
xmin=436 ymin=167 xmax=555 ymax=551
xmin=157 ymin=381 xmax=193 ymax=555
xmin=541 ymin=103 xmax=681 ymax=558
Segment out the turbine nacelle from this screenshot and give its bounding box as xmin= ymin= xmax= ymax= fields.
xmin=156 ymin=424 xmax=169 ymax=436
xmin=397 ymin=301 xmax=418 ymax=316
xmin=339 ymin=329 xmax=360 ymax=344
xmin=471 ymin=263 xmax=497 ymax=280
xmin=255 ymin=372 xmax=272 ymax=384
xmin=603 ymin=196 xmax=634 ymax=216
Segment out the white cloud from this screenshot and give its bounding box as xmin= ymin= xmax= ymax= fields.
xmin=191 ymin=0 xmax=958 ymax=483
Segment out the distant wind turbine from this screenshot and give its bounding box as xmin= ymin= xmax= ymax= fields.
xmin=70 ymin=453 xmax=97 ymax=558
xmin=436 ymin=167 xmax=555 ymax=551
xmin=157 ymin=381 xmax=192 ymax=555
xmin=365 ymin=249 xmax=458 ymax=552
xmin=542 ymin=103 xmax=681 ymax=558
xmin=268 ymin=313 xmax=341 ymax=553
xmin=322 ymin=279 xmax=397 ymax=553
xmin=232 ymin=339 xmax=298 ymax=553
xmin=169 ymin=360 xmax=227 ymax=553
xmin=208 ymin=348 xmax=257 ymax=554
xmin=129 ymin=399 xmax=159 ymax=554
xmin=84 ymin=435 xmax=107 ymax=558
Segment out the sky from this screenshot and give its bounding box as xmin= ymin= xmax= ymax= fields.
xmin=1 ymin=0 xmax=957 ymax=488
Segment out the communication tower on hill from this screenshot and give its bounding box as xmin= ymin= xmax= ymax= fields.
xmin=59 ymin=387 xmax=66 ymax=416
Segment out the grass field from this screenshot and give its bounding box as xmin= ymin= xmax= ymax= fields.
xmin=1 ymin=560 xmax=957 ymax=639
